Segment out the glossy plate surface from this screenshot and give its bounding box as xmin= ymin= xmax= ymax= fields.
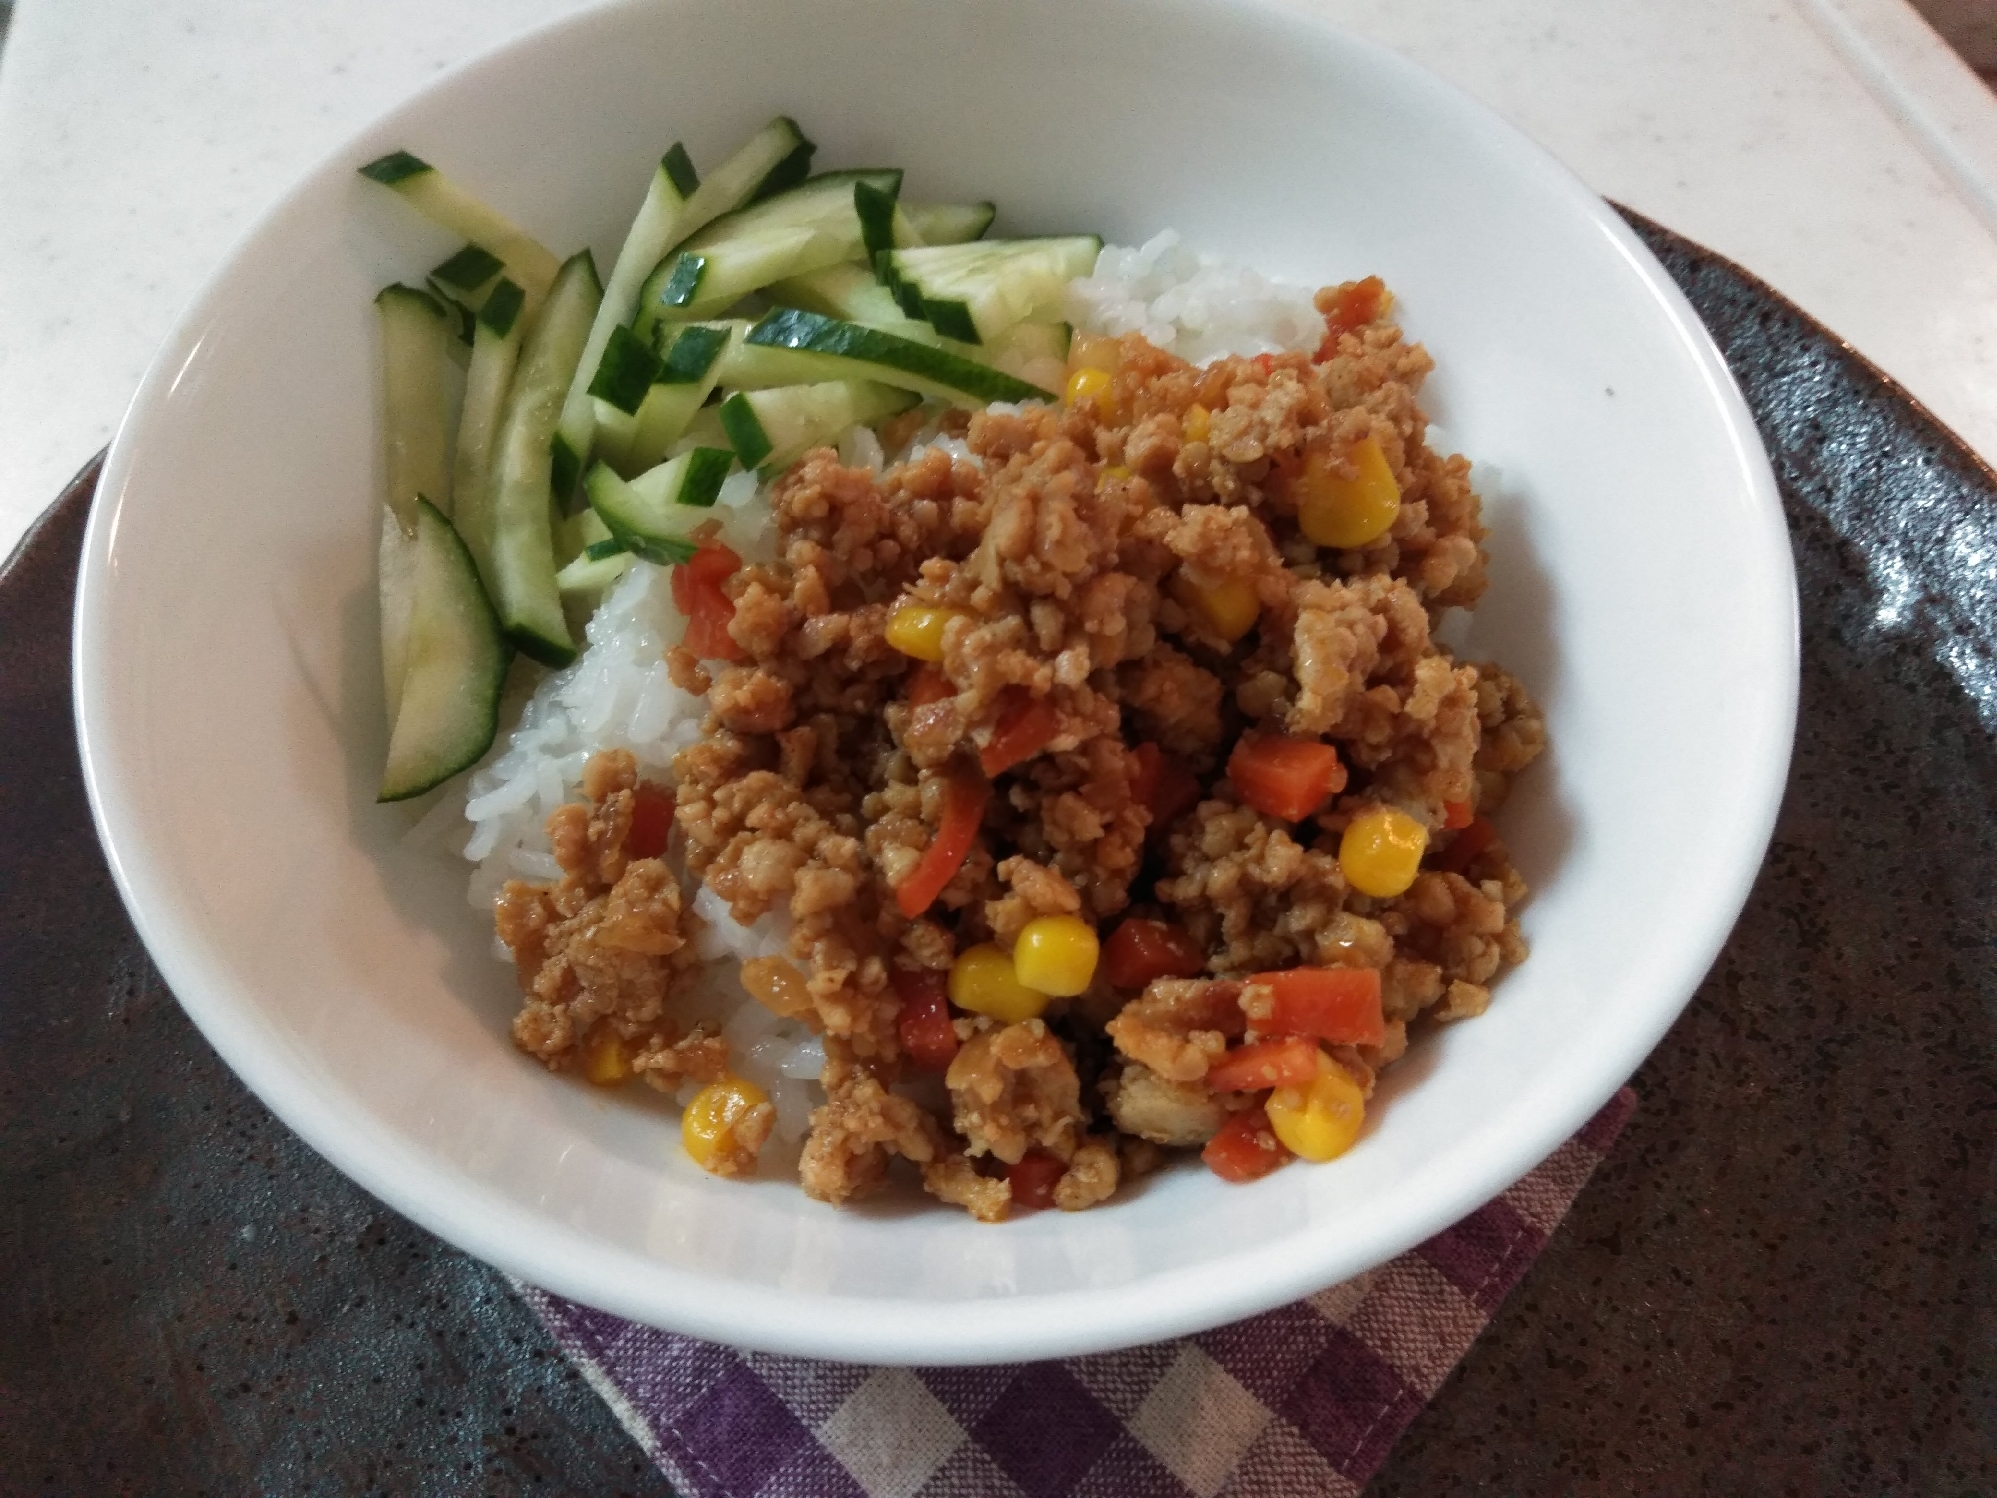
xmin=74 ymin=0 xmax=1795 ymax=1363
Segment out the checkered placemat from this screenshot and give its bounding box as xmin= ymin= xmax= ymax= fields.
xmin=521 ymin=1088 xmax=1633 ymax=1498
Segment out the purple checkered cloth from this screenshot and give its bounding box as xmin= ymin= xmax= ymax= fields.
xmin=521 ymin=1087 xmax=1634 ymax=1497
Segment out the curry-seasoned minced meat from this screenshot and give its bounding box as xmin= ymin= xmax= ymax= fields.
xmin=498 ymin=285 xmax=1545 ymax=1220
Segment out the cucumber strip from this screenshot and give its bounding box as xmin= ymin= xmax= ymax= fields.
xmin=884 ymin=236 xmax=1101 ymax=344
xmin=741 ymin=309 xmax=1053 ymax=406
xmin=637 ymin=226 xmax=835 ymax=334
xmin=449 ymin=277 xmax=528 ymax=571
xmin=481 ymin=251 xmax=601 ymax=666
xmin=557 ymin=504 xmax=616 ymax=563
xmin=379 ymin=498 xmax=508 ymax=802
xmin=431 ymin=244 xmax=504 ymax=297
xmin=374 ymin=284 xmax=457 ymax=530
xmin=358 ymin=151 xmax=561 ymax=309
xmin=587 ymin=324 xmax=662 ymax=415
xmin=552 ymin=146 xmax=698 ymax=487
xmin=854 ymin=178 xmax=910 ymax=259
xmin=556 ymin=546 xmax=635 ymax=595
xmin=550 ymin=122 xmax=815 ymax=481
xmin=719 ymin=381 xmax=919 ymax=472
xmin=620 ymin=323 xmax=734 ymax=471
xmin=907 ymin=201 xmax=997 ymax=245
xmin=768 ymin=262 xmax=910 ymax=325
xmin=379 ymin=506 xmax=418 ymax=727
xmin=585 ymin=450 xmax=734 ymax=565
xmin=685 ymin=168 xmax=898 ymax=252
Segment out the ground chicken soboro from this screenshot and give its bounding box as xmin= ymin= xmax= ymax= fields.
xmin=497 ymin=280 xmax=1545 ymax=1220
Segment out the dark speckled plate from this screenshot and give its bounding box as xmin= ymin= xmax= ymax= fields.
xmin=1 ymin=214 xmax=1990 ymax=1493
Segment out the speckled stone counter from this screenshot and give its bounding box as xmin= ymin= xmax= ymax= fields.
xmin=0 ymin=218 xmax=1989 ymax=1494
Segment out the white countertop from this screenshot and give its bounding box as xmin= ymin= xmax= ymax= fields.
xmin=3 ymin=0 xmax=1995 ymax=562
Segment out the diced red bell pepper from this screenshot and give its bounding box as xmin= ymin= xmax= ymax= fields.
xmin=1436 ymin=814 xmax=1498 ymax=875
xmin=979 ymin=688 xmax=1060 ymax=777
xmin=1101 ymin=918 xmax=1207 ymax=989
xmin=1442 ymin=798 xmax=1474 ymax=830
xmin=1248 ymin=967 xmax=1385 ymax=1048
xmin=1227 ymin=733 xmax=1347 ymax=823
xmin=1313 ymin=275 xmax=1388 ymax=361
xmin=1131 ymin=742 xmax=1202 ymax=833
xmin=1007 ymin=1149 xmax=1066 ymax=1211
xmin=671 ymin=542 xmax=743 ymax=662
xmin=626 ymin=782 xmax=676 ymax=860
xmin=907 ymin=665 xmax=955 ymax=707
xmin=1204 ymin=1035 xmax=1323 ymax=1093
xmin=893 ymin=765 xmax=989 ymax=919
xmin=1202 ymin=1106 xmax=1292 ymax=1183
xmin=892 ymin=967 xmax=959 ymax=1071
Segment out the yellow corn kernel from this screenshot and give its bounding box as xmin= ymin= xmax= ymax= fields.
xmin=1266 ymin=1054 xmax=1366 ymax=1161
xmin=1064 ymin=366 xmax=1116 ymax=421
xmin=583 ymin=1031 xmax=631 ymax=1086
xmin=949 ymin=943 xmax=1049 ymax=1024
xmin=1172 ymin=573 xmax=1261 ymax=644
xmin=1068 ymin=332 xmax=1123 ymax=374
xmin=740 ymin=955 xmax=813 ymax=1017
xmin=681 ymin=1074 xmax=769 ymax=1174
xmin=1012 ymin=915 xmax=1100 ymax=997
xmin=1183 ymin=403 xmax=1211 ymax=444
xmin=1296 ymin=436 xmax=1402 ymax=549
xmin=886 ymin=603 xmax=968 ymax=662
xmin=1339 ymin=804 xmax=1429 ymax=898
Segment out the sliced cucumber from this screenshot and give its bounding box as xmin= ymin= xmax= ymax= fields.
xmin=550 ymin=122 xmax=814 ymax=482
xmin=481 ymin=251 xmax=601 ymax=666
xmin=719 ymin=381 xmax=918 ymax=473
xmin=587 ymin=323 xmax=662 ymax=416
xmin=553 ymin=510 xmax=632 ymax=594
xmin=740 ymin=309 xmax=1053 ymax=406
xmin=633 ymin=169 xmax=901 ymax=336
xmin=374 ymin=284 xmax=457 ymax=530
xmin=882 ymin=236 xmax=1100 ymax=344
xmin=379 ymin=498 xmax=508 ymax=802
xmin=769 ymin=261 xmax=909 ymax=325
xmin=551 ymin=146 xmax=697 ymax=486
xmin=685 ymin=168 xmax=898 ymax=252
xmin=556 ymin=545 xmax=635 ymax=595
xmin=637 ymin=226 xmax=832 ymax=331
xmin=449 ymin=277 xmax=528 ymax=569
xmin=619 ymin=323 xmax=734 ymax=472
xmin=907 ymin=201 xmax=997 ymax=245
xmin=359 ymin=151 xmax=561 ymax=310
xmin=431 ymin=244 xmax=504 ymax=299
xmin=586 ymin=450 xmax=734 ymax=565
xmin=379 ymin=506 xmax=418 ymax=726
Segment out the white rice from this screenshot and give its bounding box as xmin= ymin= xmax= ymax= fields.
xmin=455 ymin=232 xmax=1327 ymax=1151
xmin=1067 ymin=229 xmax=1325 ymax=363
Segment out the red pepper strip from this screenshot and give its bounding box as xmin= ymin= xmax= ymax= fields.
xmin=1101 ymin=917 xmax=1207 ymax=989
xmin=672 ymin=542 xmax=743 ymax=661
xmin=1249 ymin=967 xmax=1386 ymax=1048
xmin=1436 ymin=815 xmax=1498 ymax=876
xmin=1227 ymin=732 xmax=1347 ymax=823
xmin=1442 ymin=798 xmax=1474 ymax=830
xmin=1202 ymin=1106 xmax=1292 ymax=1183
xmin=1204 ymin=1035 xmax=1323 ymax=1093
xmin=907 ymin=665 xmax=955 ymax=707
xmin=894 ymin=765 xmax=989 ymax=919
xmin=1006 ymin=1149 xmax=1066 ymax=1211
xmin=626 ymin=783 xmax=676 ymax=860
xmin=1313 ymin=275 xmax=1388 ymax=361
xmin=979 ymin=688 xmax=1060 ymax=777
xmin=892 ymin=968 xmax=960 ymax=1071
xmin=1131 ymin=742 xmax=1202 ymax=834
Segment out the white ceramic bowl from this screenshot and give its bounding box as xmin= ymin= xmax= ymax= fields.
xmin=74 ymin=0 xmax=1796 ymax=1364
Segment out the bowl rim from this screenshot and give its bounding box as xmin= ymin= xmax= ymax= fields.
xmin=72 ymin=0 xmax=1798 ymax=1364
